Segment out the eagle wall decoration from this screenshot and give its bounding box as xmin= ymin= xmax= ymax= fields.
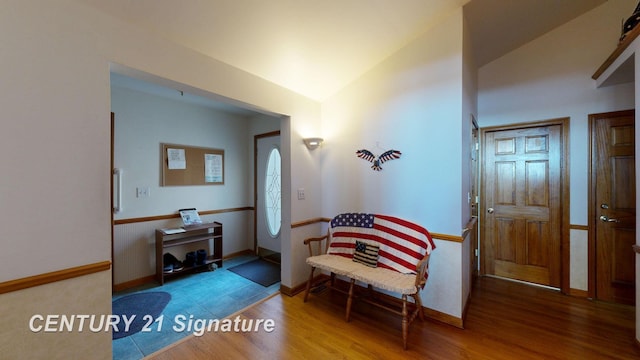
xmin=356 ymin=149 xmax=402 ymax=171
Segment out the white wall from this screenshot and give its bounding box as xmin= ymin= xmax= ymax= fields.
xmin=112 ymin=85 xmax=254 ymax=218
xmin=0 ymin=0 xmax=321 ymax=358
xmin=478 ymin=0 xmax=636 ymax=292
xmin=322 ymin=8 xmax=464 ymax=235
xmin=320 ymin=8 xmax=466 ymax=318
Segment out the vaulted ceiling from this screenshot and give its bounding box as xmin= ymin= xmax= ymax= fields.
xmin=81 ymin=0 xmax=608 ymax=102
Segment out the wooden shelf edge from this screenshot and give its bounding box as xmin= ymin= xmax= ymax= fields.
xmin=593 ymin=25 xmax=640 ymax=80
xmin=162 ymin=235 xmax=220 ymax=248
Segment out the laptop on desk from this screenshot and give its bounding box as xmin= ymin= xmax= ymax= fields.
xmin=179 ymin=208 xmax=203 ymax=227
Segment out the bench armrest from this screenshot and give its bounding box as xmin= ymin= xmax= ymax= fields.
xmin=303 ymin=231 xmax=329 ymax=257
xmin=415 ymin=253 xmax=431 ymax=289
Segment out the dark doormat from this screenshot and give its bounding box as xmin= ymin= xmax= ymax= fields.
xmin=112 ymin=291 xmax=171 ymax=340
xmin=228 ymin=258 xmax=281 ymax=287
xmin=262 ymin=252 xmax=281 ymax=265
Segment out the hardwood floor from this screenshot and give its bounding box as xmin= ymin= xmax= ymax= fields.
xmin=148 ymin=276 xmax=639 ymax=359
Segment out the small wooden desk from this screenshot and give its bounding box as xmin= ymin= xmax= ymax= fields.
xmin=155 ymin=222 xmax=223 ymax=285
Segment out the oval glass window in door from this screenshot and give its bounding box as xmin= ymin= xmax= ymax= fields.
xmin=264 ymin=147 xmax=281 ymax=237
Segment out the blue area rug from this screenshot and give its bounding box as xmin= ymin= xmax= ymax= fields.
xmin=112 ymin=291 xmax=171 ymax=340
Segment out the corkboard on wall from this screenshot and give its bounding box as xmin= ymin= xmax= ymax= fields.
xmin=161 ymin=143 xmax=225 ymax=186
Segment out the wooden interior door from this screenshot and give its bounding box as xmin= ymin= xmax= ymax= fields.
xmin=482 ymin=124 xmax=562 ymax=288
xmin=590 ymin=110 xmax=635 ymax=305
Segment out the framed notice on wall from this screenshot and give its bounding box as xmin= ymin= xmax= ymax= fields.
xmin=161 ymin=143 xmax=225 ymax=186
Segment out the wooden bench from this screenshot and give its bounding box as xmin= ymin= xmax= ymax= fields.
xmin=303 ymin=213 xmax=435 ymax=349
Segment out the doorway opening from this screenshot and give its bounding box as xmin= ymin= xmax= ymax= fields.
xmin=110 ymin=69 xmax=287 ymax=357
xmin=254 ymin=131 xmax=282 ymax=265
xmin=110 ymin=67 xmax=287 ymax=291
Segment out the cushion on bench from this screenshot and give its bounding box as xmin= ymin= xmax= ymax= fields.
xmin=351 ymin=266 xmax=419 ymax=294
xmin=306 ymin=254 xmax=419 ymax=294
xmin=306 ymin=254 xmax=364 ymax=277
xmin=326 ymin=213 xmax=435 ymax=276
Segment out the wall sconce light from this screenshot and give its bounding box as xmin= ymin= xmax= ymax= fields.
xmin=303 ymin=137 xmax=324 ymax=150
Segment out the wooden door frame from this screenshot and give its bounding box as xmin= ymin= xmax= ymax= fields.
xmin=587 ymin=109 xmax=634 ymax=300
xmin=480 ymin=117 xmax=570 ymax=294
xmin=110 ymin=112 xmax=115 ymax=291
xmin=253 ymin=130 xmax=281 ymax=255
xmin=470 ymin=116 xmax=479 ymax=280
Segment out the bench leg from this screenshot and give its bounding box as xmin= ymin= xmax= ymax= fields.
xmin=345 ymin=278 xmax=356 ymax=322
xmin=402 ymin=294 xmax=408 ymax=350
xmin=303 ymin=266 xmax=316 ymax=303
xmin=413 ymin=292 xmax=425 ymax=321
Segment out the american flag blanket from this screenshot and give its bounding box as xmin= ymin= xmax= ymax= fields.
xmin=327 ymin=213 xmax=435 ymax=274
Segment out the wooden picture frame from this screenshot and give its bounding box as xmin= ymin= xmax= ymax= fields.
xmin=161 ymin=143 xmax=225 ymax=186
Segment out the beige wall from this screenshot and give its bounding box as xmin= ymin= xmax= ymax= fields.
xmin=0 ymin=271 xmax=112 ymax=359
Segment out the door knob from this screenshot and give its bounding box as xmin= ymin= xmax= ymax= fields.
xmin=487 ymin=208 xmax=494 ymax=214
xmin=599 ymin=215 xmax=619 ymax=223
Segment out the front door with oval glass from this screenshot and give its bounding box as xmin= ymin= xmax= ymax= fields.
xmin=256 ymin=135 xmax=281 ymax=255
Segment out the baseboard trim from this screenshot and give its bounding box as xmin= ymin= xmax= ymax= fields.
xmin=0 ymin=261 xmax=111 ymax=295
xmin=423 ymin=306 xmax=464 ymax=329
xmin=568 ymin=288 xmax=589 ymax=298
xmin=280 ymin=280 xmax=310 ymax=297
xmin=460 ymin=290 xmax=472 ymax=328
xmin=224 ymin=249 xmax=256 ymax=259
xmin=113 ymin=275 xmax=156 ymax=292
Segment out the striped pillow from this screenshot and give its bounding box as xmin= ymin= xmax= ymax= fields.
xmin=352 ymin=240 xmax=379 ymax=267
